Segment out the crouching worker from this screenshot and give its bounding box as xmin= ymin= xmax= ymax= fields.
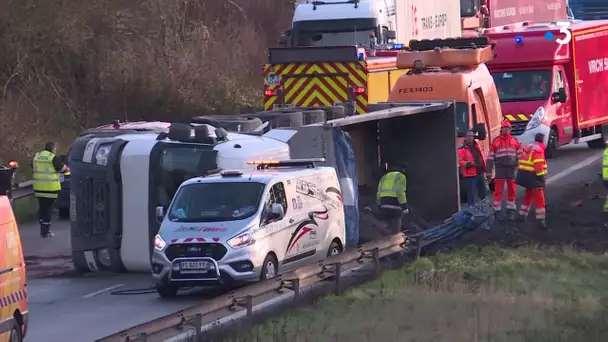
xmin=376 ymin=162 xmax=408 ymax=234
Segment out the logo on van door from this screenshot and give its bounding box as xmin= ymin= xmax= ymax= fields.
xmin=286 ymin=207 xmax=328 ymax=253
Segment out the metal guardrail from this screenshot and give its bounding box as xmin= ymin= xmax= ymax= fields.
xmin=12 ymin=181 xmax=34 ymax=200
xmin=95 ymin=231 xmax=433 ymax=342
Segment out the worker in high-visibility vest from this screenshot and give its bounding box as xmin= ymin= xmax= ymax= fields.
xmin=32 ymin=142 xmax=68 ymax=238
xmin=602 ymin=147 xmax=608 ymax=213
xmin=376 ymin=162 xmax=408 ymax=234
xmin=516 ymin=133 xmax=548 ymax=228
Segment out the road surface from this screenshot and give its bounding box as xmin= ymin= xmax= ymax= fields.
xmin=22 ymin=143 xmax=603 ymax=341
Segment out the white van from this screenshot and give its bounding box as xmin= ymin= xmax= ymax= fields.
xmin=151 ymin=159 xmax=346 ymax=297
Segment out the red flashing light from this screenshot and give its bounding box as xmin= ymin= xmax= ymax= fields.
xmin=354 ymin=87 xmax=365 ymax=94
xmin=264 ymin=89 xmax=276 ymax=96
xmin=8 ymin=161 xmax=18 ymax=168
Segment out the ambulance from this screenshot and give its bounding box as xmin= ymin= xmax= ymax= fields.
xmin=0 ymin=162 xmax=28 ymax=342
xmin=151 ymin=159 xmax=346 ymax=297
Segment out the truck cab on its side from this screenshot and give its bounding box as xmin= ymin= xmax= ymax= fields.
xmin=69 ymin=123 xmax=292 ymax=275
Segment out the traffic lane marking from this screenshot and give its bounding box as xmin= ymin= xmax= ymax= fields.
xmin=82 ymin=284 xmax=125 ymax=298
xmin=547 ymin=153 xmax=601 ymax=185
xmin=545 ymin=145 xmax=600 ymax=177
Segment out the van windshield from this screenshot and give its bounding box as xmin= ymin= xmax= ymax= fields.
xmin=292 ymin=18 xmax=378 ymax=47
xmin=168 ymin=182 xmax=265 ymax=222
xmin=491 ymin=70 xmax=552 ymax=102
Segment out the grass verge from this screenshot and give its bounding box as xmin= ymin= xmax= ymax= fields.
xmin=221 ymin=245 xmax=608 ymax=342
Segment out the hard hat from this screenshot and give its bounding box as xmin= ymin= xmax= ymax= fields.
xmin=501 ymin=119 xmax=512 ymax=128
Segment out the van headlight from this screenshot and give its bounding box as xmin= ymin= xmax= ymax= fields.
xmin=526 ymin=107 xmax=546 ymax=131
xmin=154 ymin=234 xmax=167 ymax=250
xmin=228 ymin=232 xmax=255 ymax=249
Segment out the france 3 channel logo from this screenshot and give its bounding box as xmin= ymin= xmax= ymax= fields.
xmin=544 ymin=22 xmax=571 ymax=45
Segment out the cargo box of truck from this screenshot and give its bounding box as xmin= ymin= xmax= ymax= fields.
xmin=485 ymin=20 xmax=608 ymax=157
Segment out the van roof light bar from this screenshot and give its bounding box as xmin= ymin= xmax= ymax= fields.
xmin=247 ymin=158 xmax=326 ymax=170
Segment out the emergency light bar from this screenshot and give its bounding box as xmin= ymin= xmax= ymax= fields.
xmin=220 ymin=170 xmax=243 ymax=177
xmin=247 ymin=158 xmax=326 ymax=170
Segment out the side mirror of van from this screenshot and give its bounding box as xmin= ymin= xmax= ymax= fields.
xmin=552 ymin=87 xmax=567 ymax=103
xmin=473 ymin=123 xmax=487 ymax=140
xmin=270 ymin=203 xmax=285 ymax=220
xmin=155 ymin=206 xmax=165 ymax=223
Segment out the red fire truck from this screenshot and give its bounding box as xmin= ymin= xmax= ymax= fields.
xmin=485 ymin=20 xmax=608 ymax=157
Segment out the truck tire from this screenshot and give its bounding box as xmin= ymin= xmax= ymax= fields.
xmin=72 ymin=251 xmax=91 ymax=274
xmin=191 ymin=115 xmax=263 ymax=132
xmin=273 ymin=108 xmax=326 ymax=125
xmin=545 ymin=128 xmax=559 ymax=159
xmin=323 ymin=106 xmax=347 ymax=120
xmin=302 ymin=109 xmax=326 ymax=125
xmin=248 ymin=111 xmax=304 ymax=128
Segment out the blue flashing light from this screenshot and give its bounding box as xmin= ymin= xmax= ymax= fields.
xmin=390 ymin=43 xmax=404 ymax=49
xmin=357 ymin=52 xmax=365 ymax=60
xmin=515 ymin=36 xmax=523 ymax=44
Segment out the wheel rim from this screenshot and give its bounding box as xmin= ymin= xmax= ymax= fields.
xmin=265 ymin=260 xmax=276 ymax=279
xmin=330 ymin=246 xmax=341 ymax=256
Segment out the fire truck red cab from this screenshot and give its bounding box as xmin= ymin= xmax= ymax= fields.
xmin=485 ymin=20 xmax=608 ymax=157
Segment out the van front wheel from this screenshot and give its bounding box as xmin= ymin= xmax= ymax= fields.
xmin=9 ymin=320 xmax=22 ymax=342
xmin=327 ymin=241 xmax=342 ymax=257
xmin=260 ymin=254 xmax=278 ymax=280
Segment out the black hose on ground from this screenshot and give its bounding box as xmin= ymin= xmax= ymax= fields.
xmin=110 ymin=285 xmax=157 ymax=295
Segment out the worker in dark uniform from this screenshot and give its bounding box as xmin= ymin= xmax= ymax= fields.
xmin=376 ymin=162 xmax=408 ymax=234
xmin=32 ymin=142 xmax=68 ymax=238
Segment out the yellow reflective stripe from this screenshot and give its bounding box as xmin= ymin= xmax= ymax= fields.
xmin=531 ymin=159 xmax=545 ymax=163
xmin=519 ymin=166 xmax=534 ymax=171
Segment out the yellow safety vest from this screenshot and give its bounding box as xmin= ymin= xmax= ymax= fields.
xmin=376 ymin=171 xmax=407 ymax=205
xmin=32 ymin=150 xmax=61 ymax=198
xmin=603 ymin=148 xmax=608 ymax=181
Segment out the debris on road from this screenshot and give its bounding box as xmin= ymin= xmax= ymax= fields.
xmin=463 ymin=178 xmax=608 ymax=252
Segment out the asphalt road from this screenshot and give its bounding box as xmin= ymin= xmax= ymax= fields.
xmin=24 ymin=143 xmax=604 ymax=342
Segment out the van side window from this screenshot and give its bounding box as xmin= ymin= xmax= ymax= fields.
xmin=471 ymin=104 xmax=478 ymax=126
xmin=262 ymin=182 xmax=288 ymax=224
xmin=455 ymin=102 xmax=469 ymax=137
xmin=554 ymin=70 xmax=564 ymax=91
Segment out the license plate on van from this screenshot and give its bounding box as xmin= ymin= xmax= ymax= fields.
xmin=180 ymin=260 xmax=214 ymax=270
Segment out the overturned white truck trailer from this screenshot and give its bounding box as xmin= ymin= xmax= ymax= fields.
xmin=69 ymin=101 xmax=461 ymax=273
